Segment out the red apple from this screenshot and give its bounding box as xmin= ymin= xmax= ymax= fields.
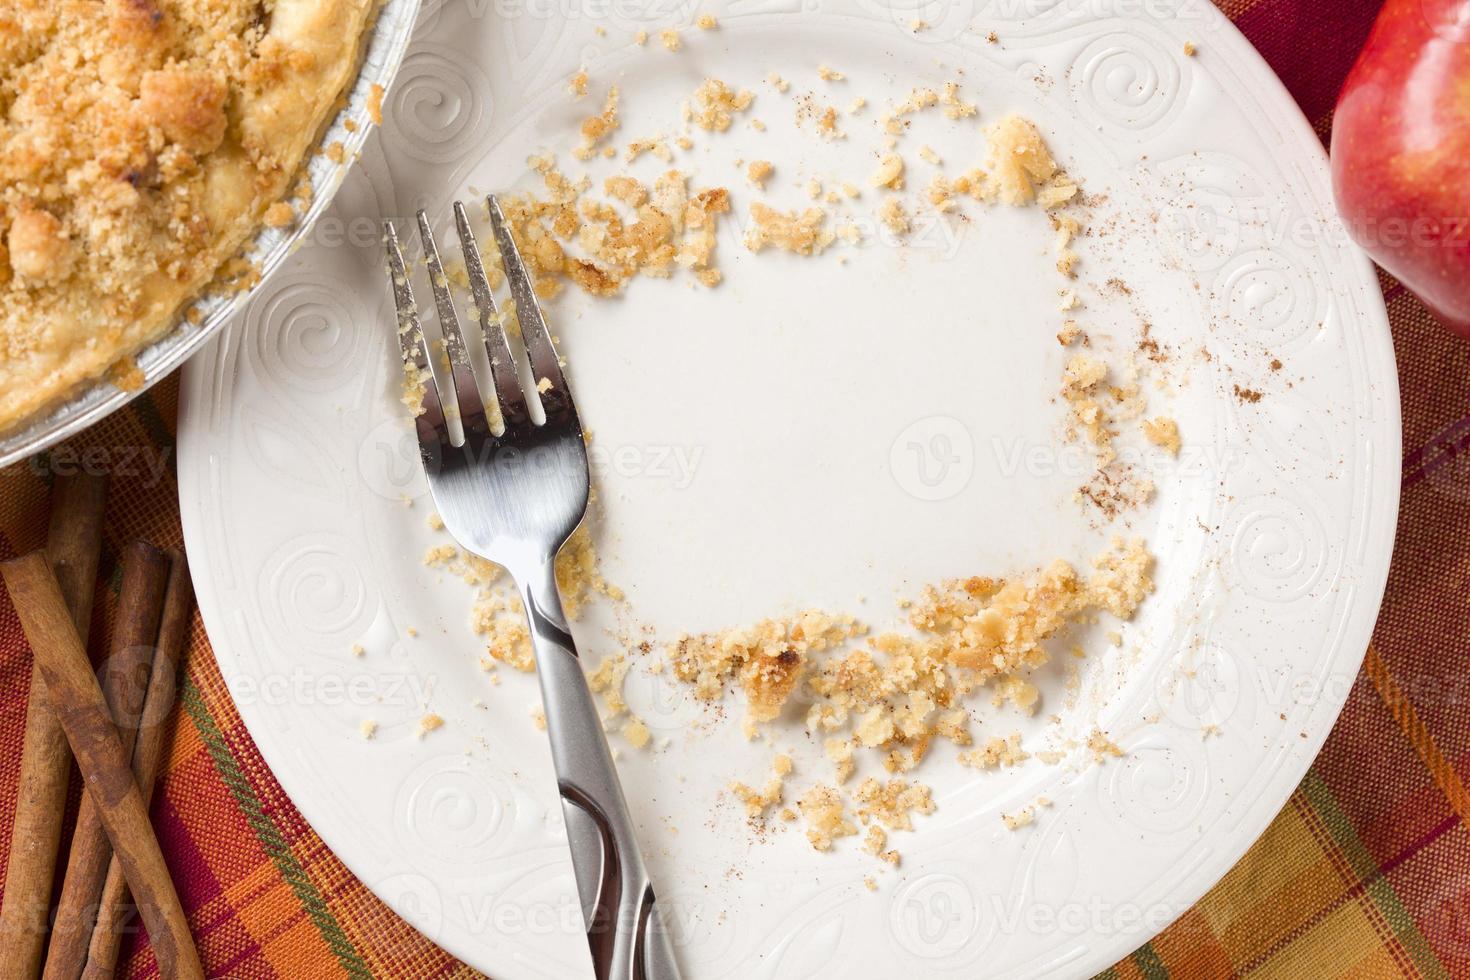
xmin=1331 ymin=0 xmax=1470 ymax=335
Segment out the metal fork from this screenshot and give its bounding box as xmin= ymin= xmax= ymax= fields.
xmin=383 ymin=197 xmax=681 ymax=980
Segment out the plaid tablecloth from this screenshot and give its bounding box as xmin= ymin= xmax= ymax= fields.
xmin=5 ymin=0 xmax=1469 ymax=975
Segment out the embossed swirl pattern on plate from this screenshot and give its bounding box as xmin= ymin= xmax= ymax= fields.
xmin=257 ymin=533 xmax=380 ymax=658
xmin=1221 ymin=491 xmax=1332 ymax=604
xmin=1099 ymin=730 xmax=1211 ymax=836
xmin=245 ymin=274 xmax=373 ymax=396
xmin=1068 ymin=29 xmax=1189 ymax=139
xmin=394 ymin=757 xmax=518 ymax=870
xmin=382 ymin=45 xmax=495 ymax=165
xmin=1209 ymin=247 xmax=1330 ymax=348
xmin=1152 ymin=639 xmax=1250 ymax=732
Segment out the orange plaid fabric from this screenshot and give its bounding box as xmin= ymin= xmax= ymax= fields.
xmin=5 ymin=0 xmax=1470 ymax=976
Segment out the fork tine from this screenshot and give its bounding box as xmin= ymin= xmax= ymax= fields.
xmin=452 ymin=202 xmax=532 ymax=435
xmin=382 ymin=220 xmax=448 ymax=449
xmin=485 ymin=194 xmax=576 ymax=427
xmin=416 ymin=209 xmax=489 ymax=441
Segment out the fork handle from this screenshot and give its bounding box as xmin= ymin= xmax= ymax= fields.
xmin=520 ymin=565 xmax=682 ymax=980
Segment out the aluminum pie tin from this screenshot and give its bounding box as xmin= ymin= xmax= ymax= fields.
xmin=0 ymin=0 xmax=422 ymax=470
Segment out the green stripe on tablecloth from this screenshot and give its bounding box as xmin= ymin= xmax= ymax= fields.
xmin=1130 ymin=941 xmax=1169 ymax=980
xmin=1300 ymin=770 xmax=1448 ymax=980
xmin=179 ymin=674 xmax=374 ymax=980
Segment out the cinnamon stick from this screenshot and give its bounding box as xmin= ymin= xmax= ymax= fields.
xmin=81 ymin=552 xmax=194 ymax=980
xmin=1 ymin=553 xmax=204 ymax=980
xmin=44 ymin=541 xmax=171 ymax=980
xmin=0 ymin=470 xmax=106 ymax=980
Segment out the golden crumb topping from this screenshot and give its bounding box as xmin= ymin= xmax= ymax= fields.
xmin=139 ymin=67 xmax=228 ymax=155
xmin=869 ymin=154 xmax=905 ymax=190
xmin=672 ymin=612 xmax=859 ymax=721
xmin=691 ymin=78 xmax=753 ymax=132
xmin=423 ymin=512 xmax=619 ymax=675
xmin=574 ymin=86 xmax=620 ymax=160
xmin=1143 ymin=416 xmax=1182 ymax=456
xmin=744 ymin=202 xmax=834 ymax=255
xmin=797 ymin=784 xmax=857 ymax=850
xmin=664 ymin=539 xmax=1153 ymax=848
xmin=501 ymin=160 xmax=730 ymax=295
xmin=985 ymin=114 xmax=1062 ymax=205
xmin=730 ymin=754 xmax=794 ymax=819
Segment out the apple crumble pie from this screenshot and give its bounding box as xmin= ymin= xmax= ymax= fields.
xmin=0 ymin=0 xmax=380 ymax=431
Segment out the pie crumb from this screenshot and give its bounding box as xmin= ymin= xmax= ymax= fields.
xmin=868 ymin=154 xmax=905 ymax=190
xmin=1002 ymin=806 xmax=1036 ymax=830
xmin=107 ymin=358 xmax=146 ymax=393
xmin=1143 ymin=417 xmax=1181 ymax=456
xmin=1087 ymin=730 xmax=1125 ymax=762
xmin=368 ymin=83 xmax=385 ymax=126
xmin=744 ymin=203 xmax=835 ymax=255
xmin=877 ymin=196 xmax=909 ymax=236
xmin=574 ymin=87 xmax=620 ymax=160
xmin=986 ymin=114 xmax=1062 ymax=205
xmin=692 ymin=79 xmax=754 ymax=132
xmin=798 ymin=783 xmax=857 ymax=850
xmin=959 ymin=732 xmax=1029 ymax=770
xmin=263 ymin=202 xmax=295 ymax=228
xmin=415 ymin=713 xmax=443 ymax=738
xmin=731 ymin=755 xmax=795 ymax=819
xmin=623 ymin=717 xmax=651 ymax=748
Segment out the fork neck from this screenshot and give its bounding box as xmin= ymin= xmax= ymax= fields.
xmin=516 ymin=557 xmax=573 ymax=650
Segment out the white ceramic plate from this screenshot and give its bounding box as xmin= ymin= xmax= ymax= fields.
xmin=178 ymin=1 xmax=1399 ymax=977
